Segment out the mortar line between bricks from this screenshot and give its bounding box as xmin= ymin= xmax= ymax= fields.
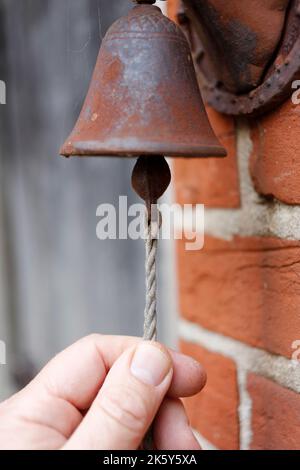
xmin=174 ymin=120 xmax=300 ymax=241
xmin=237 ymin=366 xmax=253 ymax=450
xmin=179 ymin=319 xmax=300 ymax=394
xmin=193 ymin=429 xmax=219 ymax=451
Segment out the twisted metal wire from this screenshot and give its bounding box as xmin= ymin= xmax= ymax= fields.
xmin=143 ymin=210 xmax=160 ymax=341
xmin=141 ymin=209 xmax=160 ymax=449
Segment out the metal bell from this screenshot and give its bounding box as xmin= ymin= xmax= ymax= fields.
xmin=60 ymin=4 xmax=226 ymax=158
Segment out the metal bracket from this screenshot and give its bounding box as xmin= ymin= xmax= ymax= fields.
xmin=178 ymin=0 xmax=300 ymax=117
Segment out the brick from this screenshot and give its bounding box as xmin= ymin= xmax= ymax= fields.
xmin=178 ymin=235 xmax=300 ymax=358
xmin=173 ymin=107 xmax=240 ymax=208
xmin=250 ymin=100 xmax=300 ymax=205
xmin=248 ymin=374 xmax=300 ymax=450
xmin=181 ymin=341 xmax=239 ymax=450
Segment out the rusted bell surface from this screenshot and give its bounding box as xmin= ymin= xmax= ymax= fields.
xmin=60 ymin=4 xmax=226 ymax=158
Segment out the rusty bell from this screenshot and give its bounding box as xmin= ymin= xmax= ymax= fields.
xmin=60 ymin=3 xmax=226 ymax=159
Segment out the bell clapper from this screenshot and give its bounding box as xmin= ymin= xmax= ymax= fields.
xmin=132 ymin=155 xmax=171 ymax=341
xmin=132 ymin=155 xmax=171 ymax=221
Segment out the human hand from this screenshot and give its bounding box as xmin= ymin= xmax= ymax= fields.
xmin=0 ymin=335 xmax=206 ymax=450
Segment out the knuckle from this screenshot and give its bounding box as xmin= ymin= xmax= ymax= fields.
xmin=98 ymin=385 xmax=149 ymax=434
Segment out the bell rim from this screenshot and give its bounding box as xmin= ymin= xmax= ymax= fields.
xmin=60 ymin=140 xmax=227 ymax=158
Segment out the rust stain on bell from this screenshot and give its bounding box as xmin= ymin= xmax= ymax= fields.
xmin=60 ymin=4 xmax=226 ymax=159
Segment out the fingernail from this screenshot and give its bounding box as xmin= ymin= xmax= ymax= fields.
xmin=131 ymin=343 xmax=172 ymax=386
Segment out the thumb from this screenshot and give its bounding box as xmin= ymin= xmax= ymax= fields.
xmin=63 ymin=342 xmax=173 ymax=450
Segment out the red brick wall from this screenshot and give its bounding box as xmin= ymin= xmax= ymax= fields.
xmin=168 ymin=0 xmax=300 ymax=450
